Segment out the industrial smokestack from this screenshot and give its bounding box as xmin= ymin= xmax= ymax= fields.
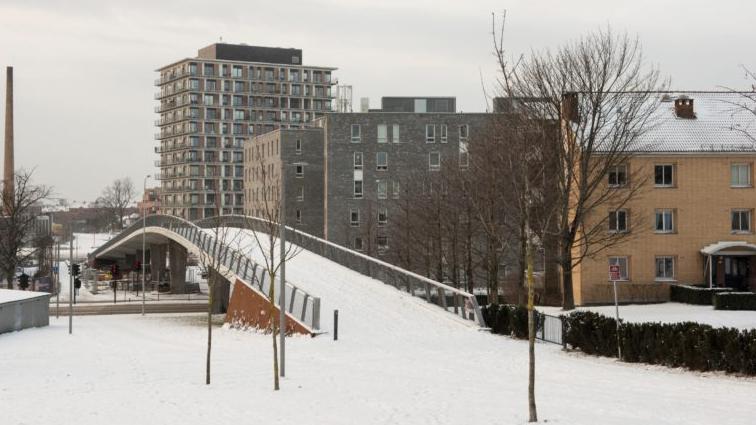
xmin=4 ymin=66 xmax=13 ymax=203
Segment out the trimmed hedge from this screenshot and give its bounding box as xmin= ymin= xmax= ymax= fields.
xmin=670 ymin=284 xmax=733 ymax=305
xmin=481 ymin=304 xmax=529 ymax=339
xmin=714 ymin=292 xmax=756 ymax=310
xmin=563 ymin=311 xmax=756 ymax=375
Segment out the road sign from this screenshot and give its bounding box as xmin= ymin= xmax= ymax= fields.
xmin=609 ymin=264 xmax=621 ymax=281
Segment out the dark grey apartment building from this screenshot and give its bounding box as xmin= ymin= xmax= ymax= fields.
xmin=155 ymin=43 xmax=336 ymax=220
xmin=244 ymin=97 xmax=492 ymax=252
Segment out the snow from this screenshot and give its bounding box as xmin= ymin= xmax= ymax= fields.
xmin=0 ymin=289 xmax=48 ymax=304
xmin=539 ymin=303 xmax=756 ymax=330
xmin=2 ymin=229 xmax=755 ymax=424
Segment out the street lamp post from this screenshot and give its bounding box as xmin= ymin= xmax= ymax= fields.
xmin=142 ymin=175 xmax=150 ymax=316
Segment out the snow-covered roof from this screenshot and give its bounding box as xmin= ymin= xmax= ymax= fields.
xmin=631 ymin=92 xmax=756 ymax=153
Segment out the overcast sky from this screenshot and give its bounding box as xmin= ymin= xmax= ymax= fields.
xmin=0 ymin=0 xmax=754 ymax=202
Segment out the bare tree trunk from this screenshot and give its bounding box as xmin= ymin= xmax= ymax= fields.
xmin=560 ymin=234 xmax=575 ymax=310
xmin=269 ymin=240 xmax=280 ymax=391
xmin=527 ymin=239 xmax=538 ymax=422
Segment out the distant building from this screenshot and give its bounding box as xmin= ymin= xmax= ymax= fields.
xmin=572 ymin=92 xmax=756 ymax=304
xmin=137 ymin=187 xmax=161 ymax=215
xmin=374 ymin=96 xmax=456 ymax=113
xmin=244 ymin=99 xmax=493 ymax=251
xmin=155 ymin=43 xmax=337 ymax=220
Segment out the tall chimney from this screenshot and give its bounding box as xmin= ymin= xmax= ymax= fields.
xmin=674 ymin=96 xmax=696 ymax=119
xmin=4 ymin=66 xmax=13 ymax=202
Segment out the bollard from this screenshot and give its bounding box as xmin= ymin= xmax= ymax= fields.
xmin=333 ymin=309 xmax=339 ymax=341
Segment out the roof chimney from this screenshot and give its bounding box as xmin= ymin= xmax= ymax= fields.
xmin=674 ymin=96 xmax=696 ymax=119
xmin=561 ymin=92 xmax=579 ymax=122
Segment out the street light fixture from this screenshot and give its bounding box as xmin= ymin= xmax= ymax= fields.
xmin=142 ymin=174 xmax=150 ymax=316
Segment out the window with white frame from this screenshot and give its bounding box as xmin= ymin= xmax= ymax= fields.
xmin=377 ymin=124 xmax=388 ymax=144
xmin=295 ymin=209 xmax=302 ymax=224
xmin=425 ymin=124 xmax=435 ymax=143
xmin=377 ymin=235 xmax=389 ymax=252
xmin=378 ymin=208 xmax=387 ymax=226
xmin=439 ymin=124 xmax=448 ymax=143
xmin=392 ymin=124 xmax=400 ymax=143
xmin=429 ymin=152 xmax=441 ymax=170
xmin=608 ymin=164 xmax=628 ymax=187
xmin=392 ymin=181 xmax=400 ymax=199
xmin=654 ymin=209 xmax=674 ymax=233
xmin=351 ymin=124 xmax=361 ymax=143
xmin=354 ymin=180 xmax=363 ymax=198
xmin=350 ymin=208 xmax=360 ymax=226
xmin=354 ymin=237 xmax=363 ymax=251
xmin=354 ymin=152 xmax=363 ymax=170
xmin=731 ymin=164 xmax=751 ymax=187
xmin=376 ymin=152 xmax=388 ymax=171
xmin=297 ymin=186 xmax=304 ymax=201
xmin=608 ymin=257 xmax=629 ymax=280
xmin=459 ymin=151 xmax=469 ymax=169
xmin=731 ymin=209 xmax=752 ymax=233
xmin=377 ymin=180 xmax=388 ymax=199
xmin=654 ymin=164 xmax=674 ymax=187
xmin=459 ymin=124 xmax=469 ymax=141
xmin=655 ymin=256 xmax=675 ymax=280
xmin=295 ymin=164 xmax=304 ymax=177
xmin=609 ymin=209 xmax=628 ymax=232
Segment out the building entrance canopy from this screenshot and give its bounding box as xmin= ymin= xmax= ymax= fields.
xmin=701 ymin=241 xmax=756 ymax=257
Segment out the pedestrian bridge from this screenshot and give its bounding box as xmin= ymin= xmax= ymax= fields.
xmin=88 ymin=215 xmax=485 ymax=335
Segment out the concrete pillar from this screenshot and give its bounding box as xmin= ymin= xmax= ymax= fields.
xmin=149 ymin=243 xmax=167 ymax=286
xmin=209 ymin=269 xmax=231 ymax=314
xmin=169 ymin=241 xmax=187 ymax=294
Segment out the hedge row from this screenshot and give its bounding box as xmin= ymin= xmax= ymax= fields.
xmin=563 ymin=311 xmax=756 ymax=375
xmin=481 ymin=304 xmax=529 ymax=339
xmin=670 ymin=284 xmax=733 ymax=305
xmin=714 ymin=292 xmax=756 ymax=310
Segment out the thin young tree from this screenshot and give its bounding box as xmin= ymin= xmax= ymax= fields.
xmin=243 ymin=148 xmax=302 ymax=391
xmin=0 ymin=170 xmax=52 ymax=289
xmin=493 ymin=17 xmax=664 ymax=309
xmin=195 ymin=194 xmax=240 ymax=385
xmin=99 ymin=177 xmax=135 ymax=230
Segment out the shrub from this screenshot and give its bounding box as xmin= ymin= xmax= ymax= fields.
xmin=561 ymin=311 xmax=756 ymax=375
xmin=670 ymin=284 xmax=733 ymax=305
xmin=713 ymin=292 xmax=756 ymax=310
xmin=481 ymin=304 xmax=530 ymax=339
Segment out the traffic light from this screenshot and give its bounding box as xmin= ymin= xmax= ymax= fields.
xmin=74 ymin=278 xmax=81 ymax=289
xmin=134 ymin=260 xmax=141 ymax=271
xmin=72 ymin=264 xmax=80 ymax=276
xmin=110 ymin=264 xmax=120 ymax=279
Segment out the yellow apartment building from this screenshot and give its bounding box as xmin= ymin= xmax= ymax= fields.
xmin=572 ymin=92 xmax=756 ymax=305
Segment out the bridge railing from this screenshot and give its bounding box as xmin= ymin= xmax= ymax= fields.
xmin=88 ymin=215 xmax=320 ymax=331
xmin=196 ymin=215 xmax=486 ymax=328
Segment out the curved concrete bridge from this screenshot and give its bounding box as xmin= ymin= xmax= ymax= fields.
xmin=90 ymin=214 xmax=485 ymax=335
xmin=89 ymin=215 xmax=321 ymax=334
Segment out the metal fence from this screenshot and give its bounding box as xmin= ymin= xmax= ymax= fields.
xmin=88 ymin=215 xmax=320 ymax=331
xmin=536 ymin=313 xmax=564 ymax=346
xmin=196 ymin=215 xmax=486 ymax=327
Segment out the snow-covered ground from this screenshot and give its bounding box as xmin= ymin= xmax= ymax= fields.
xmin=3 ymin=228 xmax=755 ymax=424
xmin=539 ymin=303 xmax=756 ymax=330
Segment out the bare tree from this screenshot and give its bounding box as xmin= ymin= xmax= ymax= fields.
xmin=99 ymin=177 xmax=135 ymax=230
xmin=195 ymin=211 xmax=241 ymax=385
xmin=243 ymin=149 xmax=302 ymax=391
xmin=0 ymin=170 xmax=52 ymax=289
xmin=493 ymin=18 xmax=664 ymax=309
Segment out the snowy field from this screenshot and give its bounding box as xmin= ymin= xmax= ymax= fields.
xmin=539 ymin=303 xmax=756 ymax=330
xmin=2 ymin=228 xmax=755 ymax=424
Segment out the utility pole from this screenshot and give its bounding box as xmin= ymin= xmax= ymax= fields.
xmin=68 ymin=235 xmax=73 ymax=335
xmin=142 ymin=175 xmax=150 ymax=315
xmin=55 ymin=240 xmax=60 ymax=318
xmin=279 ymin=163 xmax=286 ymax=378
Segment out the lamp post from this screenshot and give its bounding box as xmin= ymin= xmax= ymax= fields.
xmin=142 ymin=175 xmax=150 ymax=316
